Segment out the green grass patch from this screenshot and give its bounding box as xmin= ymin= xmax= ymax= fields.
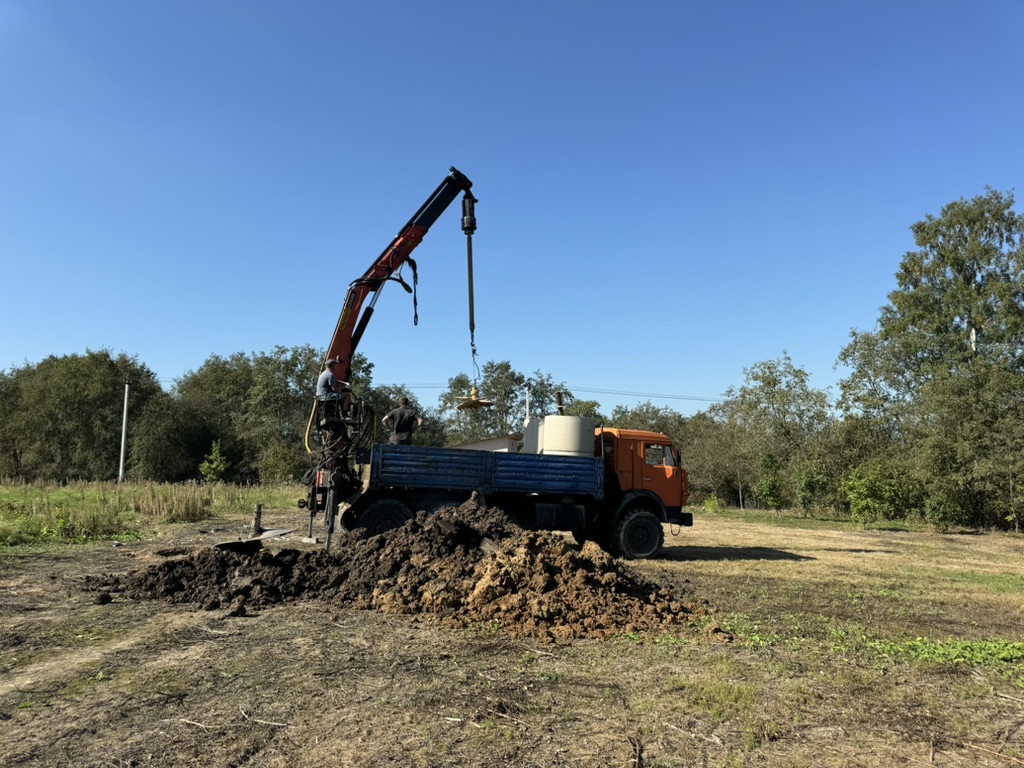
xmin=717 ymin=613 xmax=780 ymax=649
xmin=700 ymin=505 xmax=932 ymax=532
xmin=942 ymin=569 xmax=1024 ymax=594
xmin=868 ymin=636 xmax=1024 ymax=667
xmin=0 ymin=480 xmax=304 ymax=546
xmin=667 ymin=675 xmax=775 ymax=749
xmin=830 ymin=623 xmax=1024 ymax=686
xmin=901 ymin=565 xmax=1024 ymax=597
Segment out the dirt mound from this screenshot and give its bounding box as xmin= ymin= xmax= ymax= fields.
xmin=89 ymin=499 xmax=708 ymax=642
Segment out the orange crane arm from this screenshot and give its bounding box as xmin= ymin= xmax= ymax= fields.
xmin=325 ymin=166 xmax=476 ymax=383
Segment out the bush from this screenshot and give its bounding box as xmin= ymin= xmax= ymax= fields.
xmin=703 ymin=494 xmax=722 ymax=514
xmin=199 ymin=440 xmax=230 ymax=483
xmin=796 ymin=470 xmax=826 ymax=517
xmin=842 ymin=461 xmax=925 ymax=524
xmin=754 ymin=453 xmax=787 ymax=510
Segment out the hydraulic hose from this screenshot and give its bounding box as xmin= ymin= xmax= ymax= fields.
xmin=304 ymin=399 xmax=318 ymax=455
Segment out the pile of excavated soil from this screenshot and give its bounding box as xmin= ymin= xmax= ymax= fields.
xmin=88 ymin=499 xmax=712 ymax=642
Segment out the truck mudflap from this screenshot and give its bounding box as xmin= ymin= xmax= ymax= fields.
xmin=667 ymin=509 xmax=694 ymax=527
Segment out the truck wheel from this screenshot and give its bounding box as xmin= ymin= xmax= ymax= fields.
xmin=612 ymin=507 xmax=664 ymax=559
xmin=359 ymin=498 xmax=413 ymax=536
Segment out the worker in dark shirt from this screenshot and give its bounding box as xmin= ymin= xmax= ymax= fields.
xmin=315 ymin=358 xmax=352 ymax=415
xmin=382 ymin=397 xmax=423 ymax=445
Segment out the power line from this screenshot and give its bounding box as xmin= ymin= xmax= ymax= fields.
xmin=399 ymin=382 xmax=725 ymax=403
xmin=567 ymin=386 xmax=725 ymax=403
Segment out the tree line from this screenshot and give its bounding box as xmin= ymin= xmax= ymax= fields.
xmin=2 ymin=189 xmax=1022 ymax=531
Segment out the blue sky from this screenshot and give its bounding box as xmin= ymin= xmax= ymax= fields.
xmin=2 ymin=1 xmax=1021 ymax=416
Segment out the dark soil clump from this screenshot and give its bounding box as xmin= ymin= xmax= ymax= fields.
xmin=88 ymin=499 xmax=708 ymax=641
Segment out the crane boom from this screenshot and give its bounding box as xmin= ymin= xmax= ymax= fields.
xmin=302 ymin=166 xmax=477 ymax=499
xmin=325 ymin=166 xmax=475 ymax=383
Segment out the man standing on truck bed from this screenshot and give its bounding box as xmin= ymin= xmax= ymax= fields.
xmin=382 ymin=397 xmax=423 ymax=445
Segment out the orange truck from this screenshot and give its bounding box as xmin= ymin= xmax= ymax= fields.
xmin=306 ymin=419 xmax=691 ymax=559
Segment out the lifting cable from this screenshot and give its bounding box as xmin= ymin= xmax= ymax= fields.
xmin=462 ymin=190 xmax=480 ymax=383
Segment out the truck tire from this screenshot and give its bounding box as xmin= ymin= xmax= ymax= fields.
xmin=611 ymin=507 xmax=664 ymax=559
xmin=359 ymin=498 xmax=413 ymax=536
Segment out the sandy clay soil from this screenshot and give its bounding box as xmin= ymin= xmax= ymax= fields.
xmin=2 ymin=500 xmax=1023 ymax=767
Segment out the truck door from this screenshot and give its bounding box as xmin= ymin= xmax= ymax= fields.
xmin=639 ymin=441 xmax=685 ymax=507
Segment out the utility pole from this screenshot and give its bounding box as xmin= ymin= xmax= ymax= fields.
xmin=118 ymin=379 xmax=129 ymax=483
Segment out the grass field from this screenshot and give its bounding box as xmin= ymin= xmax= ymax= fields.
xmin=1 ymin=498 xmax=1023 ymax=767
xmin=0 ymin=481 xmax=304 ymax=545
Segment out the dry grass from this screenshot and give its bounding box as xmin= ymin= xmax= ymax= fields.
xmin=1 ymin=506 xmax=1022 ymax=766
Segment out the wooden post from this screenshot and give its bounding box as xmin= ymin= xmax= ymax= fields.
xmin=250 ymin=504 xmax=263 ymax=537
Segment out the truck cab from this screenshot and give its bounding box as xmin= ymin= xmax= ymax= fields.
xmin=599 ymin=428 xmax=689 ymax=510
xmin=590 ymin=428 xmax=692 ymax=558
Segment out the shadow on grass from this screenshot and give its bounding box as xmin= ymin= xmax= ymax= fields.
xmin=660 ymin=545 xmax=815 ymax=562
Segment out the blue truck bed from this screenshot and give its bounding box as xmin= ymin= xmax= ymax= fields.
xmin=365 ymin=444 xmax=605 ymax=499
